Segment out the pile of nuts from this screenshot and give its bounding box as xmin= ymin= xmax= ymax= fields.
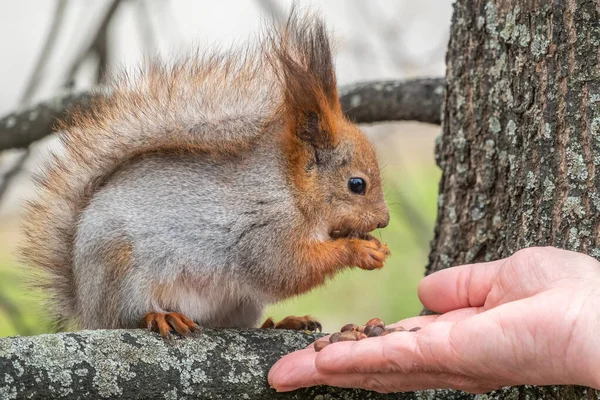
xmin=314 ymin=318 xmax=421 ymax=352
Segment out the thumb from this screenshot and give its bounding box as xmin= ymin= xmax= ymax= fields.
xmin=418 ymin=258 xmax=506 ymax=313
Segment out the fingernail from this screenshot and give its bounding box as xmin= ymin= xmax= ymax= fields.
xmin=274 ymin=386 xmax=296 ymax=392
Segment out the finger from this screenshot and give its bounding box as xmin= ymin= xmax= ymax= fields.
xmin=269 ymin=347 xmax=323 ymax=390
xmin=314 ymin=331 xmax=422 ymax=374
xmin=316 ymin=371 xmax=499 ymax=394
xmin=274 ymin=369 xmax=499 ymax=394
xmin=419 ymin=258 xmax=507 ymax=313
xmin=316 ymin=308 xmax=487 ymax=375
xmin=386 ymin=310 xmax=479 ymax=330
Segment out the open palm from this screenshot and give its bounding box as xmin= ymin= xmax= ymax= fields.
xmin=269 ymin=247 xmax=600 ymax=393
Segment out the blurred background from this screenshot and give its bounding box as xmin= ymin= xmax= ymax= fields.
xmin=0 ymin=0 xmax=453 ymax=336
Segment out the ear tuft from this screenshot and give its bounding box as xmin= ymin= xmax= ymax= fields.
xmin=269 ymin=7 xmax=342 ymax=148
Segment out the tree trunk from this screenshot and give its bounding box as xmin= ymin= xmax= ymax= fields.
xmin=426 ymin=0 xmax=600 ymax=397
xmin=430 ymin=0 xmax=600 ymax=270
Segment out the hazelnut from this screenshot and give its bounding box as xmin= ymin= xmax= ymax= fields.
xmin=340 ymin=323 xmax=359 ymax=333
xmin=367 ymin=325 xmax=384 ymax=337
xmin=329 ymin=332 xmax=342 ymax=343
xmin=314 ymin=341 xmax=330 ymax=352
xmin=336 ymin=331 xmax=359 ymax=341
xmin=365 ymin=318 xmax=385 ymax=329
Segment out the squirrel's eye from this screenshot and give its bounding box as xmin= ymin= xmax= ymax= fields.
xmin=348 ymin=177 xmax=366 ymax=195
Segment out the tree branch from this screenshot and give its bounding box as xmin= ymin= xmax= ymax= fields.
xmin=20 ymin=0 xmax=69 ymax=105
xmin=0 ymin=78 xmax=444 ymax=152
xmin=0 ymin=329 xmax=591 ymax=399
xmin=0 ymin=329 xmax=417 ymax=399
xmin=0 ymin=149 xmax=29 ymax=204
xmin=339 ymin=78 xmax=444 ymax=125
xmin=0 ymin=90 xmax=97 ymax=151
xmin=63 ymin=0 xmax=121 ymax=87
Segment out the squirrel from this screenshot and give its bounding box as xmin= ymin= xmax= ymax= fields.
xmin=20 ymin=10 xmax=391 ymax=337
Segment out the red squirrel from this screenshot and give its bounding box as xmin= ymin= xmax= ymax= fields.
xmin=20 ymin=10 xmax=390 ymax=337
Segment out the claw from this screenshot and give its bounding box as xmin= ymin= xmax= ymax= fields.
xmin=142 ymin=312 xmax=199 ymax=338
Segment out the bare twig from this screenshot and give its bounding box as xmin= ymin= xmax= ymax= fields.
xmin=0 ymin=0 xmax=69 ymax=211
xmin=339 ymin=78 xmax=444 ymax=125
xmin=94 ymin=22 xmax=110 ymax=85
xmin=20 ymin=0 xmax=69 ymax=105
xmin=254 ymin=0 xmax=287 ymax=24
xmin=63 ymin=0 xmax=122 ymax=86
xmin=0 ymin=90 xmax=98 ymax=151
xmin=135 ymin=0 xmax=158 ymax=54
xmin=0 ymin=150 xmax=29 ymax=203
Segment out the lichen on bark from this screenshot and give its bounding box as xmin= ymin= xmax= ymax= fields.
xmin=430 ymin=0 xmax=600 ymax=273
xmin=3 ymin=330 xmax=597 ymax=399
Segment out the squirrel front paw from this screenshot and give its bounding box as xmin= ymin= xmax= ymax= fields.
xmin=346 ymin=236 xmax=390 ymax=270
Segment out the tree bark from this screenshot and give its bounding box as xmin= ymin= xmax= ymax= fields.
xmin=426 ymin=0 xmax=600 ymax=397
xmin=1 ymin=329 xmax=473 ymax=400
xmin=339 ymin=79 xmax=444 ymax=125
xmin=429 ymin=0 xmax=600 ymax=271
xmin=0 ymin=91 xmax=97 ymax=151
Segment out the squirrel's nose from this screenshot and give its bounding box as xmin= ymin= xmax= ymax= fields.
xmin=377 ymin=212 xmax=390 ymax=229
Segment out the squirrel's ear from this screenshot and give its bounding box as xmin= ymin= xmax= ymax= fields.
xmin=272 ymin=11 xmax=342 ymax=149
xmin=292 ymin=107 xmax=339 ymax=150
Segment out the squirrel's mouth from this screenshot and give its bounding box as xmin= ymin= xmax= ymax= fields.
xmin=329 ymin=229 xmax=373 ymax=240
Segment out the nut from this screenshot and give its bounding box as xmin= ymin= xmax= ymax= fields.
xmin=409 ymin=327 xmax=421 ymax=332
xmin=366 ymin=325 xmax=385 ymax=337
xmin=365 ymin=318 xmax=385 ymax=329
xmin=336 ymin=331 xmax=359 ymax=341
xmin=314 ymin=341 xmax=330 ymax=352
xmin=329 ymin=332 xmax=342 ymax=343
xmin=341 ymin=323 xmax=359 ymax=333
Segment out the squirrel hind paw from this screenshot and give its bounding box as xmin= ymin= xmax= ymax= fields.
xmin=261 ymin=315 xmax=322 ymax=333
xmin=143 ymin=312 xmax=200 ymax=338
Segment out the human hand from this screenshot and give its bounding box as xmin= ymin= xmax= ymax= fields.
xmin=268 ymin=247 xmax=600 ymax=393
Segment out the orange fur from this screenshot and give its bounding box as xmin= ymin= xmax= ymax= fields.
xmin=271 ymin=235 xmax=390 ymax=298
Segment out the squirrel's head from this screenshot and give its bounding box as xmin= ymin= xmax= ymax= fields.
xmin=272 ymin=11 xmax=389 ymax=238
xmin=304 ymin=119 xmax=390 ymax=239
